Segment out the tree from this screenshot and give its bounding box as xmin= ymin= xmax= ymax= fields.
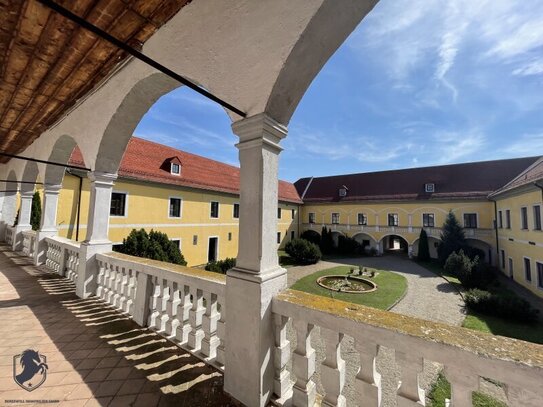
xmin=115 ymin=228 xmax=187 ymax=266
xmin=437 ymin=211 xmax=466 ymax=264
xmin=30 ymin=191 xmax=42 ymax=231
xmin=417 ymin=228 xmax=430 ymax=261
xmin=285 ymin=238 xmax=321 ymax=264
xmin=320 ymin=226 xmax=334 ymax=255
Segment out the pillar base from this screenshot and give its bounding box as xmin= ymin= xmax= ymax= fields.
xmin=33 ymin=229 xmax=57 ymax=265
xmin=76 ymin=241 xmax=112 ymax=299
xmin=13 ymin=224 xmax=31 ymax=251
xmin=224 ymin=266 xmax=287 ymax=407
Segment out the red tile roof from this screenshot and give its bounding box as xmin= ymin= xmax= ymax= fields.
xmin=490 ymin=157 xmax=543 ymax=197
xmin=69 ymin=137 xmax=302 ymax=204
xmin=295 ymin=156 xmax=540 ymax=203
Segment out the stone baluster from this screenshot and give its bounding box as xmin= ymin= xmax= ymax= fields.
xmin=125 ymin=268 xmax=136 ymax=314
xmin=354 ymin=338 xmax=381 ymax=406
xmin=175 ymin=284 xmax=192 ymax=345
xmin=201 ymin=291 xmax=220 ymax=360
xmin=157 ymin=279 xmax=169 ymax=331
xmin=396 ymin=351 xmax=425 ymax=406
xmin=216 ymin=299 xmax=226 ymax=366
xmin=165 ymin=281 xmax=180 ymax=336
xmin=321 ymin=328 xmax=346 ymax=407
xmin=273 ymin=314 xmax=291 ymax=402
xmin=96 ymin=260 xmax=106 ymax=298
xmin=443 ymin=366 xmax=478 ymax=407
xmin=188 ymin=287 xmax=205 ymax=351
xmin=117 ymin=267 xmax=129 ymax=311
xmin=292 ymin=320 xmax=316 ymax=407
xmin=106 ymin=265 xmax=118 ymax=305
xmin=100 ymin=263 xmax=111 ymax=301
xmin=132 ymin=271 xmax=152 ymax=327
xmin=147 ymin=277 xmax=160 ymax=328
xmin=112 ymin=266 xmax=123 ymax=307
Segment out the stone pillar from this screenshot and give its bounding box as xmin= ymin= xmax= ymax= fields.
xmin=224 ymin=113 xmax=288 ymax=407
xmin=34 ymin=184 xmax=62 ymax=265
xmin=13 ymin=191 xmax=33 ymax=251
xmin=76 ymin=172 xmax=117 ymax=298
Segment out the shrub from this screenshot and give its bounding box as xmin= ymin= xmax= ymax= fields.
xmin=285 ymin=238 xmax=321 ymax=265
xmin=300 ymin=230 xmax=321 ymax=246
xmin=444 ymin=250 xmax=479 ymax=287
xmin=30 ymin=191 xmax=41 ymax=231
xmin=417 ymin=229 xmax=430 ymax=261
xmin=462 ymin=245 xmax=486 ymax=262
xmin=320 ymin=226 xmax=334 ymax=255
xmin=438 ymin=211 xmax=466 ymax=264
xmin=205 ymin=257 xmax=236 ymax=274
xmin=337 ymin=235 xmax=361 ymax=255
xmin=115 ymin=228 xmax=187 ymax=266
xmin=464 ymin=289 xmax=539 ymax=323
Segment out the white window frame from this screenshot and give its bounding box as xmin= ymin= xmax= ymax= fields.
xmin=500 ymin=249 xmax=505 ymax=269
xmin=308 ymin=212 xmax=316 ymax=224
xmin=210 ymin=201 xmax=220 ymax=219
xmin=233 ymin=202 xmax=240 ymax=219
xmin=331 ymin=213 xmax=340 ymax=224
xmin=520 ymin=207 xmax=529 ymax=230
xmin=422 ymin=213 xmax=435 ymax=228
xmin=207 ymin=236 xmax=219 ymax=262
xmin=387 ymin=213 xmax=399 ymax=227
xmin=425 ymin=183 xmax=435 ymax=193
xmin=168 ymin=196 xmax=183 ymax=219
xmin=533 ymin=204 xmax=542 ymax=231
xmin=170 ymin=238 xmax=182 ymax=251
xmin=523 ymin=256 xmax=532 ymax=283
xmin=277 ymin=231 xmax=281 ymax=244
xmin=278 ymin=207 xmax=282 ymax=219
xmin=462 ymin=212 xmax=478 ymax=229
xmin=508 ymin=257 xmax=514 ymax=278
xmin=537 ymin=262 xmax=543 ymax=289
xmin=357 ymin=213 xmax=367 ymax=226
xmin=170 ymin=162 xmax=181 ymax=175
xmin=497 ymin=210 xmax=503 ymax=229
xmin=110 ymin=191 xmax=129 ymax=218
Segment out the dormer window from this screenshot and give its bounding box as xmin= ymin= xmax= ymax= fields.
xmin=339 ymin=185 xmax=348 ymax=197
xmin=425 ymin=183 xmax=435 ymax=193
xmin=171 ymin=163 xmax=181 ymax=175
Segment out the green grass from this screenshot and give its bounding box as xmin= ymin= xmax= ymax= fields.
xmin=463 ymin=312 xmax=543 ymax=344
xmin=428 ymin=373 xmax=506 ymax=407
xmin=278 ymin=250 xmax=301 ymax=268
xmin=290 ymin=265 xmax=407 ymax=310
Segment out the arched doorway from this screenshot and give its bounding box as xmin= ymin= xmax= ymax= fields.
xmin=381 ymin=234 xmax=409 ymax=256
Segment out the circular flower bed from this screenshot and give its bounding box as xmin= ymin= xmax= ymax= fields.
xmin=316 ymin=275 xmax=377 ymax=293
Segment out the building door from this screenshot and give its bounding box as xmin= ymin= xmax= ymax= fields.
xmin=208 ymin=237 xmax=218 ymax=262
xmin=508 ymin=258 xmax=514 ymax=279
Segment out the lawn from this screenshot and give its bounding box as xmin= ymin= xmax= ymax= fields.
xmin=278 ymin=250 xmax=299 ymax=268
xmin=290 ymin=265 xmax=407 ymax=310
xmin=427 ymin=373 xmax=507 ymax=407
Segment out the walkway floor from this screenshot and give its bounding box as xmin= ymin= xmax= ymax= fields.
xmin=286 ymin=254 xmax=467 ymax=407
xmin=0 ymin=245 xmax=237 ymax=407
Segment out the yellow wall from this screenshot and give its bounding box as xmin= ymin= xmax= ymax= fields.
xmin=57 ymin=174 xmax=299 ymax=266
xmin=495 ymin=187 xmax=543 ymax=298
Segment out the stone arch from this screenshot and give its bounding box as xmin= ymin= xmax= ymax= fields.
xmin=466 ymin=238 xmax=493 ymax=264
xmin=45 ymin=135 xmax=83 ymax=186
xmin=330 ymin=230 xmax=346 ymax=247
xmin=2 ymin=170 xmax=18 ymax=226
xmin=412 ymin=235 xmax=441 ymax=260
xmin=380 ymin=233 xmax=409 ymax=254
xmin=300 ymin=229 xmax=321 ymax=246
xmin=352 ymin=232 xmax=377 ymax=253
xmin=20 ymin=160 xmax=40 ymax=194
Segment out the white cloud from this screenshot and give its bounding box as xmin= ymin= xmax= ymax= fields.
xmin=501 ymin=133 xmax=543 ymax=156
xmin=512 ymin=59 xmax=543 ymax=76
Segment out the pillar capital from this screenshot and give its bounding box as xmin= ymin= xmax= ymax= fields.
xmin=233 ymin=113 xmax=287 ymax=154
xmin=20 ymin=190 xmax=34 ymax=199
xmin=88 ymin=171 xmax=117 ymax=186
xmin=44 ymin=184 xmax=62 ymax=194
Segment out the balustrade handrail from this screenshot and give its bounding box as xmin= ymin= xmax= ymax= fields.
xmin=302 ymin=222 xmax=494 ymax=234
xmin=22 ymin=229 xmax=37 ymax=237
xmin=96 ymin=252 xmax=226 ymax=296
xmin=45 ymin=235 xmax=81 ymax=249
xmin=273 ymin=289 xmax=543 ymax=399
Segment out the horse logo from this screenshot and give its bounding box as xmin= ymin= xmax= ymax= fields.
xmin=13 ymin=349 xmax=48 ymax=391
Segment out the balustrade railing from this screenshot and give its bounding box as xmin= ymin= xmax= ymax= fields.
xmin=44 ymin=236 xmax=80 ymax=283
xmin=272 ymin=289 xmax=543 ymax=407
xmin=22 ymin=230 xmax=37 ymax=257
xmin=95 ymin=252 xmax=226 ymax=368
xmin=5 ymin=225 xmax=14 ymax=246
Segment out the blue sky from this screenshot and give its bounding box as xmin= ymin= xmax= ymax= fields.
xmin=134 ymin=0 xmax=543 ymax=182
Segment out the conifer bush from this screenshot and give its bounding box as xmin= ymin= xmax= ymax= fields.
xmin=285 ymin=238 xmax=321 ymax=265
xmin=30 ymin=191 xmax=41 ymax=231
xmin=437 ymin=211 xmax=466 ymax=264
xmin=417 ymin=228 xmax=430 ymax=261
xmin=205 ymin=258 xmax=236 ymax=274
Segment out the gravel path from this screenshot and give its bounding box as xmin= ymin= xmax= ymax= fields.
xmin=285 ymin=254 xmax=466 ymax=406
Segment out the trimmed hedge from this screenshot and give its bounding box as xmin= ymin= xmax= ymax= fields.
xmin=464 ymin=288 xmax=539 ymax=323
xmin=205 ymin=257 xmax=236 ymax=274
xmin=444 ymin=250 xmax=496 ymax=289
xmin=285 ymin=238 xmax=321 ymax=265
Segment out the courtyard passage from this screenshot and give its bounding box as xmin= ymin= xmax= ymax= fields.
xmin=0 ymin=245 xmax=236 ymax=407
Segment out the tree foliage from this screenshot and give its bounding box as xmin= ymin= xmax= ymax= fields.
xmin=285 ymin=238 xmax=321 ymax=265
xmin=320 ymin=226 xmax=335 ymax=255
xmin=300 ymin=230 xmax=321 ymax=246
xmin=437 ymin=211 xmax=466 ymax=264
xmin=30 ymin=191 xmax=42 ymax=231
xmin=417 ymin=228 xmax=430 ymax=261
xmin=115 ymin=228 xmax=187 ymax=265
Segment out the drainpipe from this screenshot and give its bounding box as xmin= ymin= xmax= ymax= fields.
xmin=492 ymin=199 xmax=500 ymax=267
xmin=67 ymin=170 xmax=83 ymax=241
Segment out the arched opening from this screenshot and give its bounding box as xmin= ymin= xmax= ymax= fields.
xmin=412 ymin=236 xmax=441 ymax=260
xmin=300 ymin=229 xmax=321 ymax=246
xmin=466 ymin=238 xmax=493 ymax=264
xmin=330 ymin=230 xmax=345 ymax=248
xmin=1 ymin=170 xmax=18 ymax=227
xmin=380 ymin=234 xmax=409 ymax=256
xmin=353 ymin=232 xmax=377 ymax=254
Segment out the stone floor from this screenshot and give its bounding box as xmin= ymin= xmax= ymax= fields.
xmin=0 ymin=245 xmax=237 ymax=407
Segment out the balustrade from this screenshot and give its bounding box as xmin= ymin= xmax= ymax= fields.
xmin=22 ymin=230 xmax=36 ymax=257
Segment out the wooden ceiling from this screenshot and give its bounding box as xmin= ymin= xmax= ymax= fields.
xmin=0 ymin=0 xmax=191 ymax=163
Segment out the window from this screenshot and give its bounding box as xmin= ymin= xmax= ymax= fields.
xmin=423 ymin=213 xmax=435 ymax=227
xmin=228 ymin=232 xmax=232 ymax=241
xmin=388 ymin=213 xmax=399 ymax=227
xmin=338 ymin=188 xmax=347 ymax=197
xmin=291 ymin=231 xmax=295 ymax=240
xmin=278 ymin=208 xmax=282 ymax=219
xmin=357 ymin=213 xmax=367 ymax=225
xmin=524 ymin=258 xmax=532 ymax=282
xmin=309 ymin=212 xmax=316 ymax=224
xmin=277 ymin=232 xmax=281 ymax=244
xmin=233 ymin=203 xmax=240 ymax=219
xmin=506 ymin=210 xmax=511 ymax=229
xmin=537 ymin=262 xmax=543 ymax=289
xmin=521 ymin=207 xmax=528 ymax=230
xmin=425 ymin=183 xmax=435 ymax=193
xmin=331 ymin=213 xmax=340 ymax=224
xmin=169 ymin=197 xmax=182 ymax=218
xmin=498 ymin=210 xmax=503 ymax=229
xmin=292 ymin=209 xmax=295 ymax=219
xmin=171 ymin=163 xmax=180 ymax=175
xmin=193 ymin=235 xmax=198 ymax=245
xmin=463 ymin=213 xmax=477 ymax=228
xmin=509 ymin=258 xmax=514 ymax=279
xmin=500 ymin=249 xmax=505 ymax=269
xmin=210 ymin=201 xmax=219 ymax=218
xmin=171 ymin=239 xmax=181 ymax=250
xmin=110 ymin=192 xmax=127 ymax=216
xmin=533 ymin=205 xmax=541 ymax=230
